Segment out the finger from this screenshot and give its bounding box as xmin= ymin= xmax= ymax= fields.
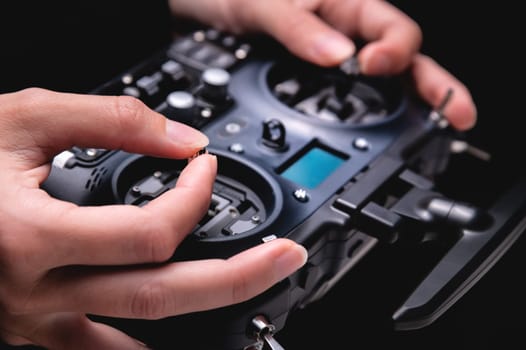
xmin=411 ymin=54 xmax=477 ymax=130
xmin=168 ymin=0 xmax=353 ymax=65
xmin=28 ymin=238 xmax=307 ymax=318
xmin=316 ymin=0 xmax=423 ymax=74
xmin=3 ymin=313 xmax=150 ymax=350
xmin=227 ymin=0 xmax=355 ymax=66
xmin=20 ymin=154 xmax=216 ymax=269
xmin=225 ymin=0 xmax=420 ymax=73
xmin=0 ymin=88 xmax=209 ymax=165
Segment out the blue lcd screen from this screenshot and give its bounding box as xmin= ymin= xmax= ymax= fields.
xmin=280 ymin=147 xmax=346 ymax=189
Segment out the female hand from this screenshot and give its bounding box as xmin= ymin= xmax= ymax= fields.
xmin=170 ymin=0 xmax=477 ymax=130
xmin=0 ymin=88 xmax=307 ymax=349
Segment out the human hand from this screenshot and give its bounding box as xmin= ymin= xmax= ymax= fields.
xmin=170 ymin=0 xmax=476 ymax=131
xmin=0 ymin=88 xmax=308 ymax=349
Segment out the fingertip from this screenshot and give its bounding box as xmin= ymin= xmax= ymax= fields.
xmin=359 ymin=50 xmax=392 ymax=75
xmin=165 ymin=119 xmax=210 ymax=150
xmin=446 ymin=98 xmax=478 ymax=131
xmin=310 ymin=31 xmax=355 ymax=66
xmin=411 ymin=54 xmax=478 ymax=131
xmin=195 ymin=153 xmax=218 ymax=177
xmin=264 ymin=238 xmax=308 ymax=281
xmin=358 ymin=44 xmax=410 ymax=76
xmin=177 ymin=153 xmax=218 ymax=190
xmin=255 ymin=2 xmax=355 ymax=67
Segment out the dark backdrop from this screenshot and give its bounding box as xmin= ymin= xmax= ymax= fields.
xmin=280 ymin=2 xmax=526 ymax=349
xmin=1 ymin=1 xmax=524 ymax=349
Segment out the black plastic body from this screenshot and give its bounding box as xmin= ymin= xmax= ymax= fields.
xmin=40 ymin=27 xmax=526 ymax=350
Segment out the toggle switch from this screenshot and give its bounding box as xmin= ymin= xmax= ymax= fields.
xmin=261 ymin=118 xmax=288 ymax=151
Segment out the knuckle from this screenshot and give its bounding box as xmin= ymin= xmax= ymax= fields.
xmin=16 ymin=87 xmax=51 ymax=101
xmin=130 ymin=280 xmax=170 ymax=320
xmin=133 ymin=218 xmax=176 ymax=263
xmin=229 ymin=265 xmax=250 ymax=303
xmin=7 ymin=88 xmax=51 ymax=116
xmin=111 ymin=95 xmax=147 ymax=131
xmin=16 ymin=87 xmax=46 ymax=98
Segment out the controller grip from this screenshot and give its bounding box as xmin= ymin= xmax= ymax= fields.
xmin=393 ymin=178 xmax=526 ymax=330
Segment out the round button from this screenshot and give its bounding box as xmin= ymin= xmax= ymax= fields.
xmin=167 ymin=91 xmax=195 ymax=109
xmin=225 ymin=122 xmax=241 ymax=134
xmin=166 ymin=91 xmax=196 ymax=123
xmin=201 ymin=68 xmax=231 ymax=103
xmin=229 ymin=143 xmax=245 ymax=154
xmin=123 ymin=86 xmax=140 ymax=98
xmin=202 ymin=68 xmax=230 ymax=88
xmin=353 ymin=137 xmax=370 ymax=151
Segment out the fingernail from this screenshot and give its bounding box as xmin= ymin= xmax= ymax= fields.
xmin=166 ymin=119 xmax=209 ymax=148
xmin=273 ymin=242 xmax=308 ymax=281
xmin=313 ymin=32 xmax=354 ymax=63
xmin=362 ymin=52 xmax=392 ymax=75
xmin=449 ymin=102 xmax=478 ymax=131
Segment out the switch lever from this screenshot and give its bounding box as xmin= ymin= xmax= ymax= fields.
xmin=261 ymin=119 xmax=288 ymax=151
xmin=248 ymin=315 xmax=285 ymax=350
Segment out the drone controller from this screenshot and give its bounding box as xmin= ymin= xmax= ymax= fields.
xmin=42 ymin=27 xmax=526 ymax=349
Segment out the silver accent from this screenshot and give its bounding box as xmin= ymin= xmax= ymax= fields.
xmin=429 ymin=88 xmax=454 ymax=128
xmin=167 ymin=91 xmax=195 ymax=109
xmin=193 ymin=31 xmax=206 ymax=42
xmin=250 ymin=316 xmax=285 ymax=350
xmin=340 ymin=56 xmax=361 ymax=76
xmin=450 ymin=140 xmax=492 ymax=161
xmin=201 ymin=108 xmax=212 ymax=118
xmin=52 ymin=150 xmax=75 ymax=169
xmin=237 ymin=44 xmax=251 ymax=59
xmin=225 ymin=122 xmax=241 ymax=134
xmin=353 ymin=137 xmax=370 ymax=151
xmin=261 ymin=234 xmax=277 ymax=243
xmin=202 ymin=67 xmax=230 ymax=87
xmin=123 ymin=86 xmax=140 ymax=98
xmin=161 ymin=60 xmax=182 ymax=75
xmin=85 ymin=148 xmax=98 ymax=157
xmin=121 ymin=73 xmax=133 ymax=85
xmin=235 ymin=48 xmax=249 ymax=60
xmin=229 ymin=143 xmax=245 ymax=154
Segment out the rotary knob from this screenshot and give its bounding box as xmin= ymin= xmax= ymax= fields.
xmin=166 ymin=90 xmax=197 ymax=124
xmin=200 ymin=67 xmax=231 ymax=104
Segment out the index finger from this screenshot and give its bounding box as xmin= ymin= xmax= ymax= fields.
xmin=224 ymin=0 xmax=421 ymax=74
xmin=0 ymin=88 xmax=209 ymax=166
xmin=318 ymin=0 xmax=423 ymax=74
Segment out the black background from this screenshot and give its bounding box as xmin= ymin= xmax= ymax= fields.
xmin=1 ymin=1 xmax=525 ymax=349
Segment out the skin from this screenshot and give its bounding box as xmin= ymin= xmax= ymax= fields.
xmin=1 ymin=0 xmax=477 ymax=349
xmin=0 ymin=89 xmax=308 ymax=349
xmin=170 ymin=0 xmax=477 ymax=130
